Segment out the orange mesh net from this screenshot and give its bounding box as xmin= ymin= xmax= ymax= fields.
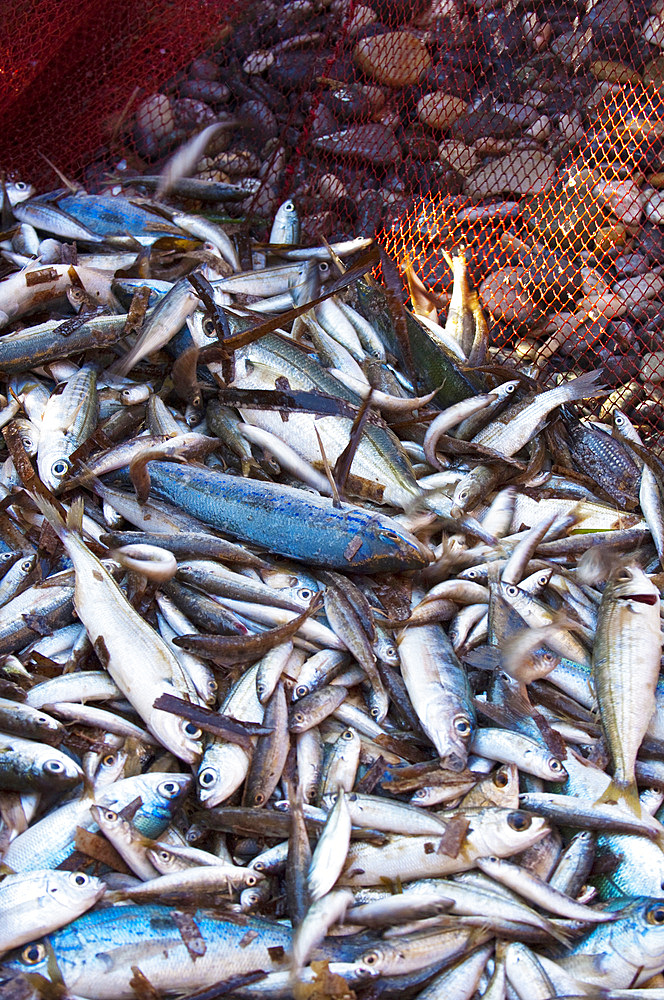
xmin=2 ymin=0 xmax=664 ymax=442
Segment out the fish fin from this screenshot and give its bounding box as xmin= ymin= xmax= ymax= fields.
xmin=66 ymin=496 xmax=85 ymax=533
xmin=557 ymin=952 xmax=610 ymax=978
xmin=594 ymin=779 xmax=642 ymax=818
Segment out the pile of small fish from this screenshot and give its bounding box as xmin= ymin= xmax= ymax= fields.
xmin=1 ymin=176 xmax=664 ymax=1000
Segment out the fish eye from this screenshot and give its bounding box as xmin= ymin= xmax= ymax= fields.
xmin=21 ymin=943 xmax=45 ymax=965
xmin=246 ymin=873 xmax=258 ymax=886
xmin=505 ymin=585 xmax=518 ymax=597
xmin=284 ymin=201 xmax=295 ymax=212
xmin=294 ymin=685 xmax=309 ymax=699
xmin=542 ymin=652 xmax=556 ymax=664
xmin=102 ymin=808 xmax=117 ymax=821
xmin=292 ymin=712 xmax=305 ymax=725
xmin=198 ymin=768 xmax=217 ymax=787
xmin=69 ymin=872 xmax=89 ymax=887
xmin=342 ymin=729 xmax=354 ymax=740
xmin=182 ymin=721 xmax=202 ymax=739
xmin=43 ymin=759 xmax=65 ymax=773
xmin=203 ymin=317 xmax=216 ymax=336
xmin=494 ymin=768 xmax=509 ymax=788
xmin=381 ymin=528 xmax=399 ymax=540
xmin=102 ymin=753 xmax=117 ymax=766
xmin=362 ymin=950 xmax=381 ymax=967
xmin=507 ymin=811 xmax=532 ymax=831
xmin=15 ymin=181 xmax=27 ymax=191
xmin=549 ymin=758 xmax=565 ymax=773
xmin=158 ymin=779 xmax=181 ymax=798
xmin=298 ymin=588 xmax=313 ymax=600
xmin=20 ymin=559 xmax=33 ymax=572
xmin=319 ymin=261 xmax=330 ymax=274
xmin=453 ymin=715 xmax=472 ymax=738
xmin=253 ymin=792 xmax=266 ymax=805
xmin=370 ymin=706 xmax=381 ymax=719
xmin=647 ymin=904 xmax=664 ymax=925
xmin=615 ymin=568 xmax=633 ymax=581
xmin=51 ymin=458 xmax=70 ymax=479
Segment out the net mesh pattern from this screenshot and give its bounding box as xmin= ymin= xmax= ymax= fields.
xmin=2 ymin=0 xmax=663 ymax=442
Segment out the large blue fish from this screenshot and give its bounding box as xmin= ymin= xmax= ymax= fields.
xmin=144 ymin=461 xmax=430 ymax=573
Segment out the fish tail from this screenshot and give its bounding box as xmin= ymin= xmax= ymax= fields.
xmin=594 ymin=779 xmax=642 ymax=818
xmin=568 ymin=368 xmax=609 ymax=401
xmin=29 ymin=490 xmax=66 ymax=538
xmin=545 ymin=919 xmax=574 ymax=948
xmin=66 ymin=496 xmax=85 ymax=533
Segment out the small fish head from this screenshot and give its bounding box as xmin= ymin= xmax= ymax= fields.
xmin=90 ymin=803 xmax=121 ymax=831
xmin=196 ymin=742 xmax=248 ymax=807
xmin=437 ymin=712 xmax=475 ymax=772
xmin=631 ymin=898 xmax=664 ymax=964
xmin=7 ymin=180 xmax=35 ymax=206
xmin=374 ymin=629 xmax=399 ymax=667
xmin=49 ymin=870 xmax=106 ymax=909
xmin=545 ymin=755 xmax=567 ymax=781
xmin=595 ymin=897 xmax=664 ymax=977
xmin=452 ymin=478 xmax=481 ymax=515
xmin=147 ymin=846 xmax=184 ymax=875
xmin=41 ymin=751 xmax=82 ymax=787
xmin=485 ymin=763 xmax=520 ymax=809
xmin=120 ymin=384 xmax=151 ymax=405
xmin=240 ymin=885 xmax=263 ymax=910
xmin=40 ymin=456 xmax=72 ymax=493
xmin=606 ymin=564 xmax=660 ymax=608
xmin=16 ymin=555 xmax=36 ymax=577
xmin=148 ymin=709 xmax=203 ymax=765
xmin=11 ymin=939 xmax=50 ymax=978
xmin=373 ymin=523 xmax=432 ymax=572
xmin=122 ymin=772 xmax=192 ymax=837
xmin=471 ymin=807 xmax=549 ymax=856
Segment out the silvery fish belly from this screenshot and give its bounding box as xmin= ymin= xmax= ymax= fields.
xmin=233 ymin=334 xmax=420 ymax=508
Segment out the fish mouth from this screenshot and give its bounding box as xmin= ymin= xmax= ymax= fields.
xmin=440 ymin=749 xmax=468 ymax=773
xmin=620 ymin=594 xmax=658 ymax=605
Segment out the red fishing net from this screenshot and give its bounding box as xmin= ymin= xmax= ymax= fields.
xmin=2 ymin=0 xmax=664 ymax=441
